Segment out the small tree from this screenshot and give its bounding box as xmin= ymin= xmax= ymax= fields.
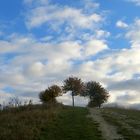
xmin=39 ymin=85 xmax=62 ymax=104
xmin=85 ymin=81 xmax=109 ymax=108
xmin=63 ymin=76 xmax=84 ymax=107
xmin=8 ymin=97 xmax=22 ymax=107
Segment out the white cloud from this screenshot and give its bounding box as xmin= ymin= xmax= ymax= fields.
xmin=126 ymin=19 xmax=140 ymax=48
xmin=116 ymin=20 xmax=128 ymax=28
xmin=84 ymin=0 xmax=100 ymax=10
xmin=1 ymin=38 xmax=139 ymax=103
xmin=85 ymin=39 xmax=108 ymax=56
xmin=116 ymin=91 xmax=140 ymax=104
xmin=95 ymin=30 xmax=110 ymax=38
xmin=109 ymin=79 xmax=140 ymax=92
xmin=26 ymin=6 xmax=102 ymax=29
xmin=126 ymin=0 xmax=140 ymax=6
xmin=0 ymin=32 xmax=140 ymax=107
xmin=0 ymin=90 xmax=13 ymax=104
xmin=24 ymin=62 xmax=46 ymax=77
xmin=0 ymin=40 xmax=19 ymax=54
xmin=25 ymin=0 xmax=103 ymax=31
xmin=57 ymin=92 xmax=89 ymax=107
xmin=0 ymin=0 xmax=140 ymax=109
xmin=23 ymin=0 xmax=48 ymax=6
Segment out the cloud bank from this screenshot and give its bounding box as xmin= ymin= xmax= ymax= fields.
xmin=0 ymin=0 xmax=140 ymax=109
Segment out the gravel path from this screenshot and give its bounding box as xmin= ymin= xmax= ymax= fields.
xmin=88 ymin=108 xmax=123 ymax=140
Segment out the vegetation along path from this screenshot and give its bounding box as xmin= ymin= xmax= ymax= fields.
xmin=89 ymin=108 xmax=123 ymax=140
xmin=0 ymin=105 xmax=103 ymax=140
xmin=40 ymin=106 xmax=104 ymax=140
xmin=101 ymin=107 xmax=140 ymax=140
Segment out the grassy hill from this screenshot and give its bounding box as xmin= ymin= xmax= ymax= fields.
xmin=0 ymin=104 xmax=140 ymax=140
xmin=0 ymin=104 xmax=103 ymax=140
xmin=101 ymin=107 xmax=140 ymax=140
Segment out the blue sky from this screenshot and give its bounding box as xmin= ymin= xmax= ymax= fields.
xmin=0 ymin=0 xmax=140 ymax=108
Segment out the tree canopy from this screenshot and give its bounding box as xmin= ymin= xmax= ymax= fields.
xmin=85 ymin=81 xmax=109 ymax=108
xmin=39 ymin=77 xmax=109 ymax=108
xmin=63 ymin=76 xmax=84 ymax=107
xmin=39 ymin=85 xmax=62 ymax=104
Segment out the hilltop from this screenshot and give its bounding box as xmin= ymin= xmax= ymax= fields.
xmin=0 ymin=104 xmax=140 ymax=140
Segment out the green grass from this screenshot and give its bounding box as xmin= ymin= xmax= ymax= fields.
xmin=0 ymin=105 xmax=103 ymax=140
xmin=40 ymin=106 xmax=103 ymax=140
xmin=101 ymin=107 xmax=140 ymax=140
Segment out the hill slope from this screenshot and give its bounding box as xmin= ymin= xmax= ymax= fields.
xmin=0 ymin=105 xmax=103 ymax=140
xmin=101 ymin=107 xmax=140 ymax=140
xmin=0 ymin=105 xmax=140 ymax=140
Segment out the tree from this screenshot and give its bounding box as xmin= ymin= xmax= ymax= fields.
xmin=39 ymin=85 xmax=62 ymax=104
xmin=8 ymin=97 xmax=22 ymax=107
xmin=63 ymin=76 xmax=84 ymax=107
xmin=85 ymin=81 xmax=109 ymax=108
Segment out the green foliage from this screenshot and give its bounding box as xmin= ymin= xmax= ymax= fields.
xmin=63 ymin=76 xmax=84 ymax=95
xmin=39 ymin=77 xmax=109 ymax=107
xmin=63 ymin=76 xmax=84 ymax=106
xmin=85 ymin=81 xmax=109 ymax=108
xmin=39 ymin=85 xmax=62 ymax=104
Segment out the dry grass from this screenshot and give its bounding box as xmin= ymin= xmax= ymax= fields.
xmin=0 ymin=104 xmax=103 ymax=140
xmin=0 ymin=104 xmax=62 ymax=140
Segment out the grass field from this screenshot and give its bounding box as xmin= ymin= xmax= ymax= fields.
xmin=40 ymin=106 xmax=103 ymax=140
xmin=0 ymin=105 xmax=140 ymax=140
xmin=0 ymin=105 xmax=103 ymax=140
xmin=101 ymin=107 xmax=140 ymax=140
xmin=0 ymin=104 xmax=60 ymax=140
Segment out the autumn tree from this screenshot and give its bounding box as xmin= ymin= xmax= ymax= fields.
xmin=63 ymin=76 xmax=84 ymax=107
xmin=85 ymin=81 xmax=109 ymax=108
xmin=39 ymin=85 xmax=62 ymax=104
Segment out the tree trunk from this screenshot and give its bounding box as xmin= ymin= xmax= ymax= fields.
xmin=72 ymin=92 xmax=74 ymax=107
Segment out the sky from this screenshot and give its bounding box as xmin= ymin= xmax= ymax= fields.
xmin=0 ymin=0 xmax=140 ymax=108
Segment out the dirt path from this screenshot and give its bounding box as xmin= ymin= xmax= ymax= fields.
xmin=88 ymin=108 xmax=123 ymax=140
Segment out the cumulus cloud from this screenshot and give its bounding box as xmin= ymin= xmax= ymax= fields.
xmin=116 ymin=91 xmax=140 ymax=103
xmin=0 ymin=33 xmax=109 ymax=104
xmin=57 ymin=92 xmax=89 ymax=107
xmin=85 ymin=39 xmax=108 ymax=56
xmin=126 ymin=19 xmax=140 ymax=48
xmin=26 ymin=7 xmax=102 ymax=29
xmin=0 ymin=0 xmax=140 ymax=109
xmin=116 ymin=20 xmax=128 ymax=28
xmin=0 ymin=90 xmax=13 ymax=104
xmin=24 ymin=62 xmax=46 ymax=77
xmin=108 ymin=79 xmax=140 ymax=92
xmin=23 ymin=0 xmax=48 ymax=6
xmin=126 ymin=0 xmax=140 ymax=6
xmin=0 ymin=31 xmax=140 ymax=107
xmin=95 ymin=30 xmax=110 ymax=39
xmin=25 ymin=0 xmax=103 ymax=31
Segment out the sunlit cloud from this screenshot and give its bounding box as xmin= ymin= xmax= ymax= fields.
xmin=0 ymin=0 xmax=140 ymax=108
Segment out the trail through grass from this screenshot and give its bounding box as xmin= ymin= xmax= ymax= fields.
xmin=101 ymin=107 xmax=140 ymax=140
xmin=40 ymin=106 xmax=103 ymax=140
xmin=89 ymin=108 xmax=123 ymax=140
xmin=0 ymin=105 xmax=103 ymax=140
